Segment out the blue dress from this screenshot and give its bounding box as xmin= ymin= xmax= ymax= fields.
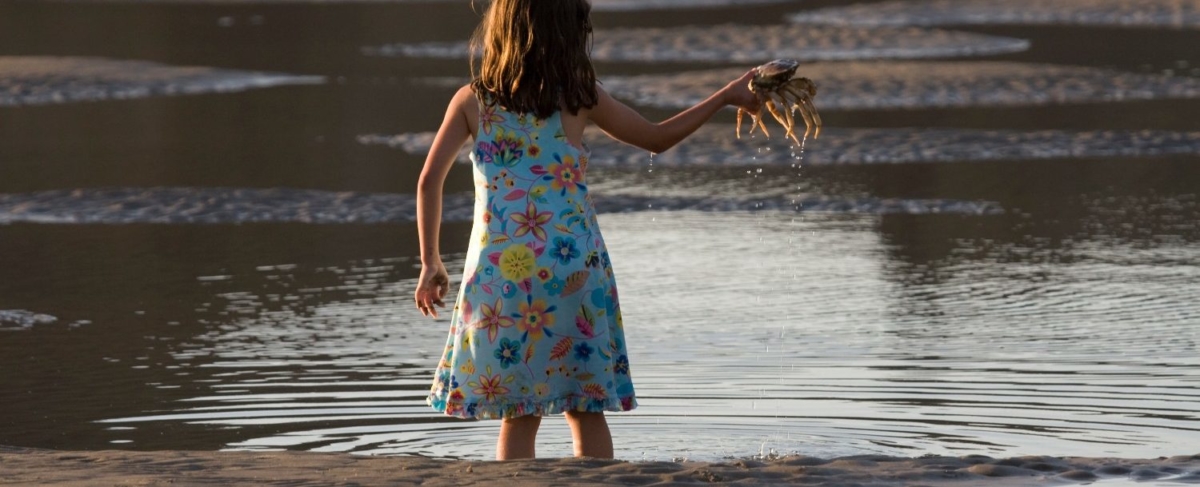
xmin=427 ymin=97 xmax=638 ymax=419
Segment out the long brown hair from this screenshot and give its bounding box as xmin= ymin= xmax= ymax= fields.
xmin=469 ymin=0 xmax=599 ymax=119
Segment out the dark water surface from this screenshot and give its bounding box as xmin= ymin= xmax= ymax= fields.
xmin=1 ymin=0 xmax=1198 ymax=461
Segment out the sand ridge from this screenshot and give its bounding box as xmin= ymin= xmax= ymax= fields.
xmin=367 ymin=24 xmax=1029 ymax=63
xmin=0 ymin=56 xmax=323 ymax=107
xmin=1 ymin=446 xmax=1197 ymax=486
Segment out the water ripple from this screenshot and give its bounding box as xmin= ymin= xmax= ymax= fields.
xmin=93 ymin=212 xmax=1200 ymax=460
xmin=0 ymin=187 xmax=1001 ymax=225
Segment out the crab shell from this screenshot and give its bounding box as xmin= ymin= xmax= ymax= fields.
xmin=749 ymin=59 xmax=801 ymax=92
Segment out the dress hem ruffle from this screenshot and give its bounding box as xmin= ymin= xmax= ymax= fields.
xmin=428 ymin=393 xmax=637 ymax=420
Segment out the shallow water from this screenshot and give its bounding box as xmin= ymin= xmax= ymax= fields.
xmin=1 ymin=0 xmax=1199 ymax=463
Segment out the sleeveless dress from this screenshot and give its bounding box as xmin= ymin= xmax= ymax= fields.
xmin=427 ymin=96 xmax=638 ymax=419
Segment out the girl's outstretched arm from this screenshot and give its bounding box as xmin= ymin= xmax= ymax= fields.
xmin=415 ymin=85 xmax=474 ymax=318
xmin=590 ymin=70 xmax=759 ymax=154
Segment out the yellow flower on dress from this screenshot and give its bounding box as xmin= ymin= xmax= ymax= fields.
xmin=534 ymin=382 xmax=549 ymax=397
xmin=498 ymin=244 xmax=535 ymax=281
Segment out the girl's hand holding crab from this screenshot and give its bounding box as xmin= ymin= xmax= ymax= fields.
xmin=414 ymin=262 xmax=450 ymax=318
xmin=722 ymin=70 xmax=761 ymax=117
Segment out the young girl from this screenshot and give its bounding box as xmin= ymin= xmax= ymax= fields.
xmin=414 ymin=0 xmax=758 ymax=460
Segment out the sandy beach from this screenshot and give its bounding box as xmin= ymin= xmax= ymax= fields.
xmin=2 ymin=446 xmax=1198 ymax=486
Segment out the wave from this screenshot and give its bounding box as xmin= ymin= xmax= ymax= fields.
xmin=788 ymin=0 xmax=1200 ymax=29
xmin=361 ymin=126 xmax=1200 ymax=166
xmin=0 ymin=187 xmax=1000 ymax=225
xmin=366 ymin=24 xmax=1028 ymax=63
xmin=0 ymin=56 xmax=324 ymax=107
xmin=598 ymin=61 xmax=1200 ymax=110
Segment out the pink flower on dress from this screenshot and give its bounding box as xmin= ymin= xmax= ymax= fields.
xmin=473 ymin=297 xmax=515 ymax=343
xmin=480 ymin=104 xmax=505 ymax=135
xmin=510 ymin=201 xmax=552 ymax=241
xmin=472 ymin=373 xmax=509 ymax=402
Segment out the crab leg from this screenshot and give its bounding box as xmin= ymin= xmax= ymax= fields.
xmin=782 ymin=89 xmax=820 ymax=139
xmin=767 ymin=92 xmax=800 ymax=145
xmin=797 ymin=99 xmax=818 ymax=140
xmin=736 ymin=108 xmax=745 ymax=139
xmin=801 ymin=97 xmax=823 ymax=139
xmin=763 ymin=95 xmax=790 ymax=136
xmin=782 ymin=86 xmax=817 ymax=140
xmin=754 ymin=111 xmax=771 ymax=138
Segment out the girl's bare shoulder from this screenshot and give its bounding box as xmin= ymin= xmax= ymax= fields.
xmin=452 ymin=84 xmax=480 ymax=138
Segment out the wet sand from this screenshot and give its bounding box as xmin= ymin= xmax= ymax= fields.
xmin=2 ymin=446 xmax=1198 ymax=486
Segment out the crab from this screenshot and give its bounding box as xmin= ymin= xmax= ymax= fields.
xmin=736 ymin=59 xmax=823 ymax=144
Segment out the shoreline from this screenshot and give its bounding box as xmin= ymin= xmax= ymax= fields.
xmin=2 ymin=446 xmax=1197 ymax=486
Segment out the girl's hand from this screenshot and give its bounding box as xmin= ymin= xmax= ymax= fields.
xmin=414 ymin=262 xmax=450 ymax=318
xmin=722 ymin=70 xmax=760 ymax=114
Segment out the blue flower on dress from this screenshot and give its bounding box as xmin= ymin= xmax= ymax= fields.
xmin=495 ymin=338 xmax=521 ymax=369
xmin=615 ymin=355 xmax=629 ymax=375
xmin=573 ymin=342 xmax=593 ymax=362
xmin=543 ymin=277 xmax=565 ymax=296
xmin=551 ymin=237 xmax=579 ymax=265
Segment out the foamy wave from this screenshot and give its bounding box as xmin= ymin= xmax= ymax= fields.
xmin=360 ymin=127 xmax=1200 ymax=166
xmin=366 ymin=24 xmax=1028 ymax=62
xmin=600 ymin=61 xmax=1200 ymax=111
xmin=0 ymin=56 xmax=324 ymax=107
xmin=788 ymin=0 xmax=1200 ymax=29
xmin=0 ymin=187 xmax=1000 ymax=225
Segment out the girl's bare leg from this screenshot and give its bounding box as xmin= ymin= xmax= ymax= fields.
xmin=497 ymin=414 xmax=542 ymax=460
xmin=564 ymin=411 xmax=613 ymax=458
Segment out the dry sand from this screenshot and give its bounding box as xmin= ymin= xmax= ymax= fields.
xmin=2 ymin=446 xmax=1197 ymax=486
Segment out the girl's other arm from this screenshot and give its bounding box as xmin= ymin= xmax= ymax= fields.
xmin=589 ymin=70 xmax=758 ymax=154
xmin=415 ymin=85 xmax=474 ymax=318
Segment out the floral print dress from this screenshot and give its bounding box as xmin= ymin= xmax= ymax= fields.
xmin=427 ymin=97 xmax=637 ymax=419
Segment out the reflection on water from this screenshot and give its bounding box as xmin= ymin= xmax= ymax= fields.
xmin=1 ymin=0 xmax=1199 ymax=463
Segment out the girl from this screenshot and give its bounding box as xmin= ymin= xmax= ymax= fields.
xmin=414 ymin=0 xmax=759 ymax=460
